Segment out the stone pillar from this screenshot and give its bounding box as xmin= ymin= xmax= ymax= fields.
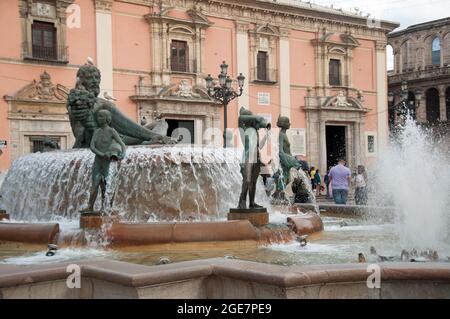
xmin=236 ymin=22 xmax=250 ymax=109
xmin=94 ymin=0 xmax=114 ymax=96
xmin=376 ymin=41 xmax=388 ymax=152
xmin=279 ymin=28 xmax=291 ymax=118
xmin=439 ymin=91 xmax=447 ymax=122
xmin=319 ymin=121 xmax=327 ymax=173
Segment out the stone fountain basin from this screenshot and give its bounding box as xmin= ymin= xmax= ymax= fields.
xmin=0 ymin=214 xmax=323 ymax=247
xmin=1 ymin=258 xmax=450 ymax=299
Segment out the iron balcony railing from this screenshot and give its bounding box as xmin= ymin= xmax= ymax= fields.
xmin=167 ymin=58 xmax=197 ymax=73
xmin=252 ymin=67 xmax=278 ymax=83
xmin=22 ymin=41 xmax=69 ymax=63
xmin=389 ymin=65 xmax=450 ymax=84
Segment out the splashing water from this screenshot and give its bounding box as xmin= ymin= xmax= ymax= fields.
xmin=374 ymin=118 xmax=450 ymax=250
xmin=0 ymin=145 xmax=270 ymax=222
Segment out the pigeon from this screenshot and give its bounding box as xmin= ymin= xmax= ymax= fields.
xmin=339 ymin=221 xmax=348 ymax=227
xmin=401 ymin=250 xmax=410 ymax=262
xmin=296 ymin=235 xmax=308 ymax=247
xmin=157 ymin=256 xmax=171 ymax=265
xmin=358 ymin=253 xmax=366 ymax=263
xmin=140 ymin=116 xmax=147 ymax=126
xmin=87 ymin=56 xmax=95 ymax=65
xmin=103 ymin=91 xmax=117 ymax=101
xmin=370 ymin=246 xmax=394 ymax=262
xmin=46 ymin=244 xmax=58 ymax=257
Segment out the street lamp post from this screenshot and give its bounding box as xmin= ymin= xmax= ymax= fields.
xmin=205 ymin=61 xmax=245 ymax=148
xmin=388 ymin=81 xmax=421 ymax=122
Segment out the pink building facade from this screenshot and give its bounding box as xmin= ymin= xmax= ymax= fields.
xmin=0 ymin=0 xmax=398 ymax=173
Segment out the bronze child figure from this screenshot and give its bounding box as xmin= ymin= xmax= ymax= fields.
xmin=237 ymin=107 xmax=271 ymax=210
xmin=82 ymin=109 xmax=126 ymax=214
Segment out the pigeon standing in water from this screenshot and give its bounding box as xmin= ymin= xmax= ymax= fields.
xmin=296 ymin=235 xmax=308 ymax=247
xmin=46 ymin=244 xmax=58 ymax=257
xmin=103 ymin=91 xmax=117 ymax=101
xmin=370 ymin=246 xmax=394 ymax=262
xmin=358 ymin=253 xmax=366 ymax=263
xmin=401 ymin=250 xmax=410 ymax=262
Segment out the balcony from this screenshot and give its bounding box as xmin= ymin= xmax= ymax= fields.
xmin=168 ymin=58 xmax=197 ymax=74
xmin=252 ymin=67 xmax=278 ymax=84
xmin=389 ymin=65 xmax=450 ymax=84
xmin=22 ymin=42 xmax=69 ymax=64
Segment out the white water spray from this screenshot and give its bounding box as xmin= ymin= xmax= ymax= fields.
xmin=374 ymin=118 xmax=450 ymax=250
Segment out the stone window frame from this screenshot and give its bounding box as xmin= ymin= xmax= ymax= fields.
xmin=327 ymin=47 xmax=350 ymax=88
xmin=167 ymin=25 xmax=198 ymax=75
xmin=430 ymin=35 xmax=443 ymax=67
xmin=249 ymin=24 xmax=279 ymax=84
xmin=312 ymin=32 xmax=359 ymax=90
xmin=422 ymin=33 xmax=444 ymax=68
xmin=19 ymin=0 xmax=74 ymax=64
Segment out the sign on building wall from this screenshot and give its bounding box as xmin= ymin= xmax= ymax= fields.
xmin=287 ymin=129 xmax=306 ymax=156
xmin=257 ymin=92 xmax=270 ymax=106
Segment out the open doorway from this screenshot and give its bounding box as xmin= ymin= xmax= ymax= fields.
xmin=326 ymin=125 xmax=346 ymax=168
xmin=166 ymin=119 xmax=195 ymax=144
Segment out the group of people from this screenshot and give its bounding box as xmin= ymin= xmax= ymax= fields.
xmin=311 ymin=159 xmax=369 ymax=205
xmin=261 ymin=157 xmax=369 ymax=206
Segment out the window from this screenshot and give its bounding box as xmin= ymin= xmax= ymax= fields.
xmin=171 ymin=40 xmax=188 ymax=72
xmin=257 ymin=51 xmax=268 ymax=81
xmin=432 ymin=37 xmax=441 ymax=66
xmin=32 ymin=21 xmax=56 ymax=60
xmin=329 ymin=59 xmax=341 ymax=86
xmin=30 ymin=136 xmax=61 ymax=153
xmin=367 ymin=135 xmax=375 ymax=153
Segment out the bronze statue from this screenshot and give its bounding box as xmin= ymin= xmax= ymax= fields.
xmin=277 ymin=116 xmax=301 ymax=184
xmin=42 ymin=136 xmax=60 ymax=152
xmin=237 ymin=107 xmax=270 ymax=210
xmin=67 ymin=63 xmax=176 ymax=148
xmin=82 ymin=109 xmax=126 ymax=214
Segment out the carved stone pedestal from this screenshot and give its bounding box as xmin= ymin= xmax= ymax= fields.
xmin=228 ymin=208 xmax=269 ymax=227
xmin=0 ymin=210 xmax=10 ymax=221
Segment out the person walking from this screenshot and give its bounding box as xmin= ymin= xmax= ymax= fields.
xmin=309 ymin=167 xmax=316 ymax=191
xmin=328 ymin=159 xmax=351 ymax=205
xmin=354 ymin=165 xmax=368 ymax=205
xmin=314 ymin=169 xmax=322 ymax=197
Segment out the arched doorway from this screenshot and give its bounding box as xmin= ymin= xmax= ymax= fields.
xmin=426 ymin=88 xmax=440 ymax=123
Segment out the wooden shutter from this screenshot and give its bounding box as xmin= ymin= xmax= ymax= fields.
xmin=329 ymin=59 xmax=341 ymax=86
xmin=171 ymin=40 xmax=188 ymax=72
xmin=257 ymin=51 xmax=268 ymax=81
xmin=32 ymin=21 xmax=56 ymax=60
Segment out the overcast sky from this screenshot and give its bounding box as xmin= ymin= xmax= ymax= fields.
xmin=313 ymin=0 xmax=450 ymax=30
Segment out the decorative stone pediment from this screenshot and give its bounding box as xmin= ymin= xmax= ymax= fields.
xmin=4 ymin=71 xmax=69 ymax=103
xmin=340 ymin=33 xmax=360 ymax=46
xmin=132 ymin=77 xmax=214 ymax=103
xmin=313 ymin=32 xmax=360 ymax=48
xmin=323 ymin=91 xmax=366 ymax=110
xmin=255 ymin=24 xmax=279 ymax=36
xmin=147 ymin=7 xmax=213 ymax=28
xmin=186 ymin=9 xmax=212 ymax=25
